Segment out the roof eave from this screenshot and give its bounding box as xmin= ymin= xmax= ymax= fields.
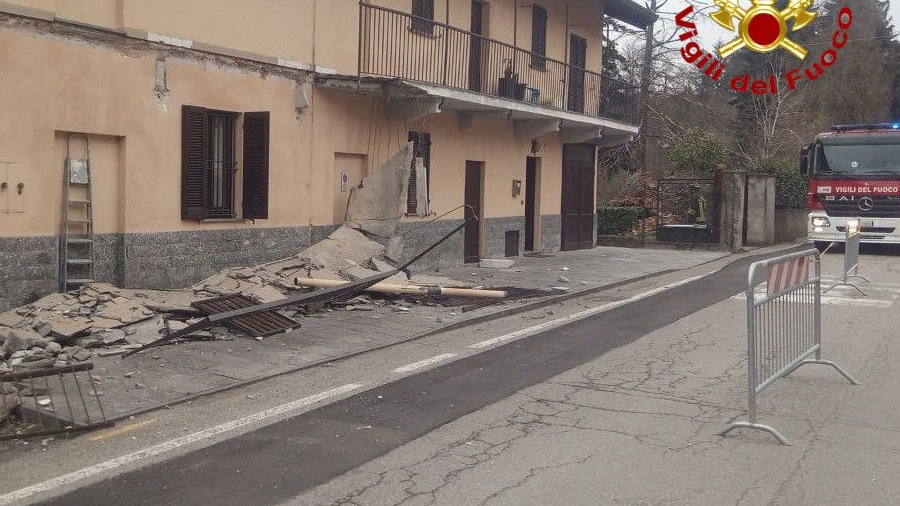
xmin=603 ymin=0 xmax=657 ymax=30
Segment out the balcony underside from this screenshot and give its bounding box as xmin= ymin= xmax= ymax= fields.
xmin=317 ymin=75 xmax=638 ymax=146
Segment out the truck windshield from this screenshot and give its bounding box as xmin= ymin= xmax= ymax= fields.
xmin=816 ymin=142 xmax=900 ymax=175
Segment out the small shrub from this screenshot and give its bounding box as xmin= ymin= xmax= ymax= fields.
xmin=597 ymin=206 xmax=650 ymax=235
xmin=665 ymin=128 xmax=727 ymax=174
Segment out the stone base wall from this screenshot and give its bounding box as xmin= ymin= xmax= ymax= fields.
xmin=396 ymin=219 xmax=465 ymax=270
xmin=483 ymin=216 xmax=526 ymax=259
xmin=106 ymin=227 xmax=314 ymax=289
xmin=0 ymin=227 xmax=315 ymax=311
xmin=0 ymin=236 xmax=58 ymax=311
xmin=0 ymin=217 xmax=565 ymax=311
xmin=540 ymin=214 xmax=562 ymax=254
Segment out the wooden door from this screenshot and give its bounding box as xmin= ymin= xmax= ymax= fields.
xmin=464 ymin=161 xmax=482 ymax=262
xmin=525 ymin=157 xmax=538 ymax=251
xmin=561 ymin=144 xmax=595 ymax=251
xmin=468 ymin=1 xmax=484 ymax=92
xmin=567 ymin=35 xmax=587 ymax=113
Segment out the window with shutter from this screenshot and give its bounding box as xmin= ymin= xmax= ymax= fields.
xmin=411 ymin=0 xmax=435 ymax=34
xmin=182 ymin=105 xmax=267 ymax=221
xmin=242 ymin=112 xmax=270 ymax=219
xmin=182 ymin=105 xmax=208 ymax=220
xmin=531 ymin=6 xmax=547 ymax=70
xmin=406 ymin=131 xmax=431 ymax=215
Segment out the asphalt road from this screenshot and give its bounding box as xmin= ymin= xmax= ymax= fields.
xmin=37 ymin=246 xmax=805 ymax=506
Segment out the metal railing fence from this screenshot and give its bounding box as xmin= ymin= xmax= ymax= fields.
xmin=719 ymin=249 xmax=858 ymax=445
xmin=358 ymin=2 xmax=639 ymax=122
xmin=1 ymin=363 xmax=111 ymax=440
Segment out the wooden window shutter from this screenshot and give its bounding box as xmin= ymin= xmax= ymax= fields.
xmin=420 ymin=132 xmax=431 ymax=200
xmin=411 ymin=0 xmax=434 ymax=33
xmin=407 ymin=131 xmax=432 ymax=215
xmin=407 ymin=131 xmax=419 ymax=214
xmin=242 ymin=111 xmax=270 ymax=219
xmin=532 ymin=6 xmax=547 ymax=69
xmin=182 ymin=105 xmax=208 ymax=220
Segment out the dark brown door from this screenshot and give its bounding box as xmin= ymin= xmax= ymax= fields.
xmin=525 ymin=157 xmax=537 ymax=251
xmin=464 ymin=161 xmax=482 ymax=262
xmin=567 ymin=35 xmax=587 ymax=113
xmin=468 ymin=1 xmax=484 ymax=92
xmin=561 ymin=144 xmax=595 ymax=251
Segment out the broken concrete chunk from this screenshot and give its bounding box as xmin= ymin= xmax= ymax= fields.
xmin=50 ymin=319 xmax=93 ymax=340
xmin=88 ymin=317 xmax=125 ymax=331
xmin=344 ymin=143 xmax=413 ymax=238
xmin=167 ymin=320 xmax=188 ymax=331
xmin=72 ymin=348 xmax=93 ymax=362
xmin=2 ymin=328 xmax=45 ymax=355
xmin=32 ymin=321 xmax=52 ymax=337
xmin=18 ymin=358 xmax=56 ymax=370
xmin=0 ymin=311 xmax=27 ymax=328
xmin=75 ymin=336 xmax=104 ymax=349
xmin=371 ymin=258 xmax=396 ymax=273
xmin=344 ymin=267 xmax=382 ymax=281
xmin=247 ymin=285 xmax=287 ymax=304
xmin=23 ymin=349 xmax=52 ymax=362
xmin=45 ymin=342 xmax=62 ymax=354
xmin=96 ymin=329 xmax=127 ymax=345
xmin=31 ymin=292 xmax=73 ymax=309
xmin=308 ymin=268 xmax=345 ymax=282
xmin=302 ymin=226 xmax=386 ymax=272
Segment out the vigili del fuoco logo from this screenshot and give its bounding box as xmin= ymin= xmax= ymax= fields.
xmin=677 ymin=1 xmax=853 ymax=94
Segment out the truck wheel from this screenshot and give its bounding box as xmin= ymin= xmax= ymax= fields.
xmin=814 ymin=241 xmax=830 ymax=252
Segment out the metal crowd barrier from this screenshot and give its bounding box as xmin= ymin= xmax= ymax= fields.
xmin=824 ymin=219 xmax=869 ymax=295
xmin=0 ymin=363 xmax=112 ymax=440
xmin=719 ymin=248 xmax=858 ymax=445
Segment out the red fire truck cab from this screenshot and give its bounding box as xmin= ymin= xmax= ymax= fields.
xmin=803 ymin=123 xmax=900 ymax=249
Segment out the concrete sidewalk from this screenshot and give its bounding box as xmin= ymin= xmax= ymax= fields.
xmin=77 ymin=246 xmax=727 ymax=421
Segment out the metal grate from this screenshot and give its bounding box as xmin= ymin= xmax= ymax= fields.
xmin=1 ymin=363 xmax=112 ymax=440
xmin=192 ymin=294 xmax=298 ymax=337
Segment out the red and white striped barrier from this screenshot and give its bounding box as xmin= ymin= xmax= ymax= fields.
xmin=766 ymin=257 xmax=809 ymax=296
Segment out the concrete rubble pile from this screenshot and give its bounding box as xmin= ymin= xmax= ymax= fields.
xmin=0 ymin=283 xmax=212 ymax=374
xmin=0 ymin=143 xmax=475 ymax=376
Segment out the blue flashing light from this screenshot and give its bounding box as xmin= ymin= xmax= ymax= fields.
xmin=831 ymin=123 xmax=900 ymax=132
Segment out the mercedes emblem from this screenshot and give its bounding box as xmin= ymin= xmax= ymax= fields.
xmin=858 ymin=196 xmax=875 ymax=212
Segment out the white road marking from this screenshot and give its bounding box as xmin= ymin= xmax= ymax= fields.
xmin=392 ymin=353 xmax=458 ymax=374
xmin=0 ymin=383 xmax=365 ymax=506
xmin=470 ymin=274 xmax=709 ymax=349
xmin=732 ymin=278 xmax=899 ymax=307
xmin=820 ymin=277 xmax=900 ymax=289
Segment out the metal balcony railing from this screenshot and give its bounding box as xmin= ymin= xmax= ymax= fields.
xmin=358 ymin=2 xmax=638 ymax=123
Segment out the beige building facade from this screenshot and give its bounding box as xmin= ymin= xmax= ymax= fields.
xmin=0 ymin=0 xmax=653 ymax=310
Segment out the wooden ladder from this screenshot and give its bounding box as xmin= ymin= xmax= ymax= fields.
xmin=60 ymin=133 xmax=95 ymax=291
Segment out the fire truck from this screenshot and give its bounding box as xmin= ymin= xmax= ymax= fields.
xmin=803 ymin=123 xmax=900 ymax=249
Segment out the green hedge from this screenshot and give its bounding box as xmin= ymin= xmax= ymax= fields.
xmin=597 ymin=206 xmax=650 ymax=235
